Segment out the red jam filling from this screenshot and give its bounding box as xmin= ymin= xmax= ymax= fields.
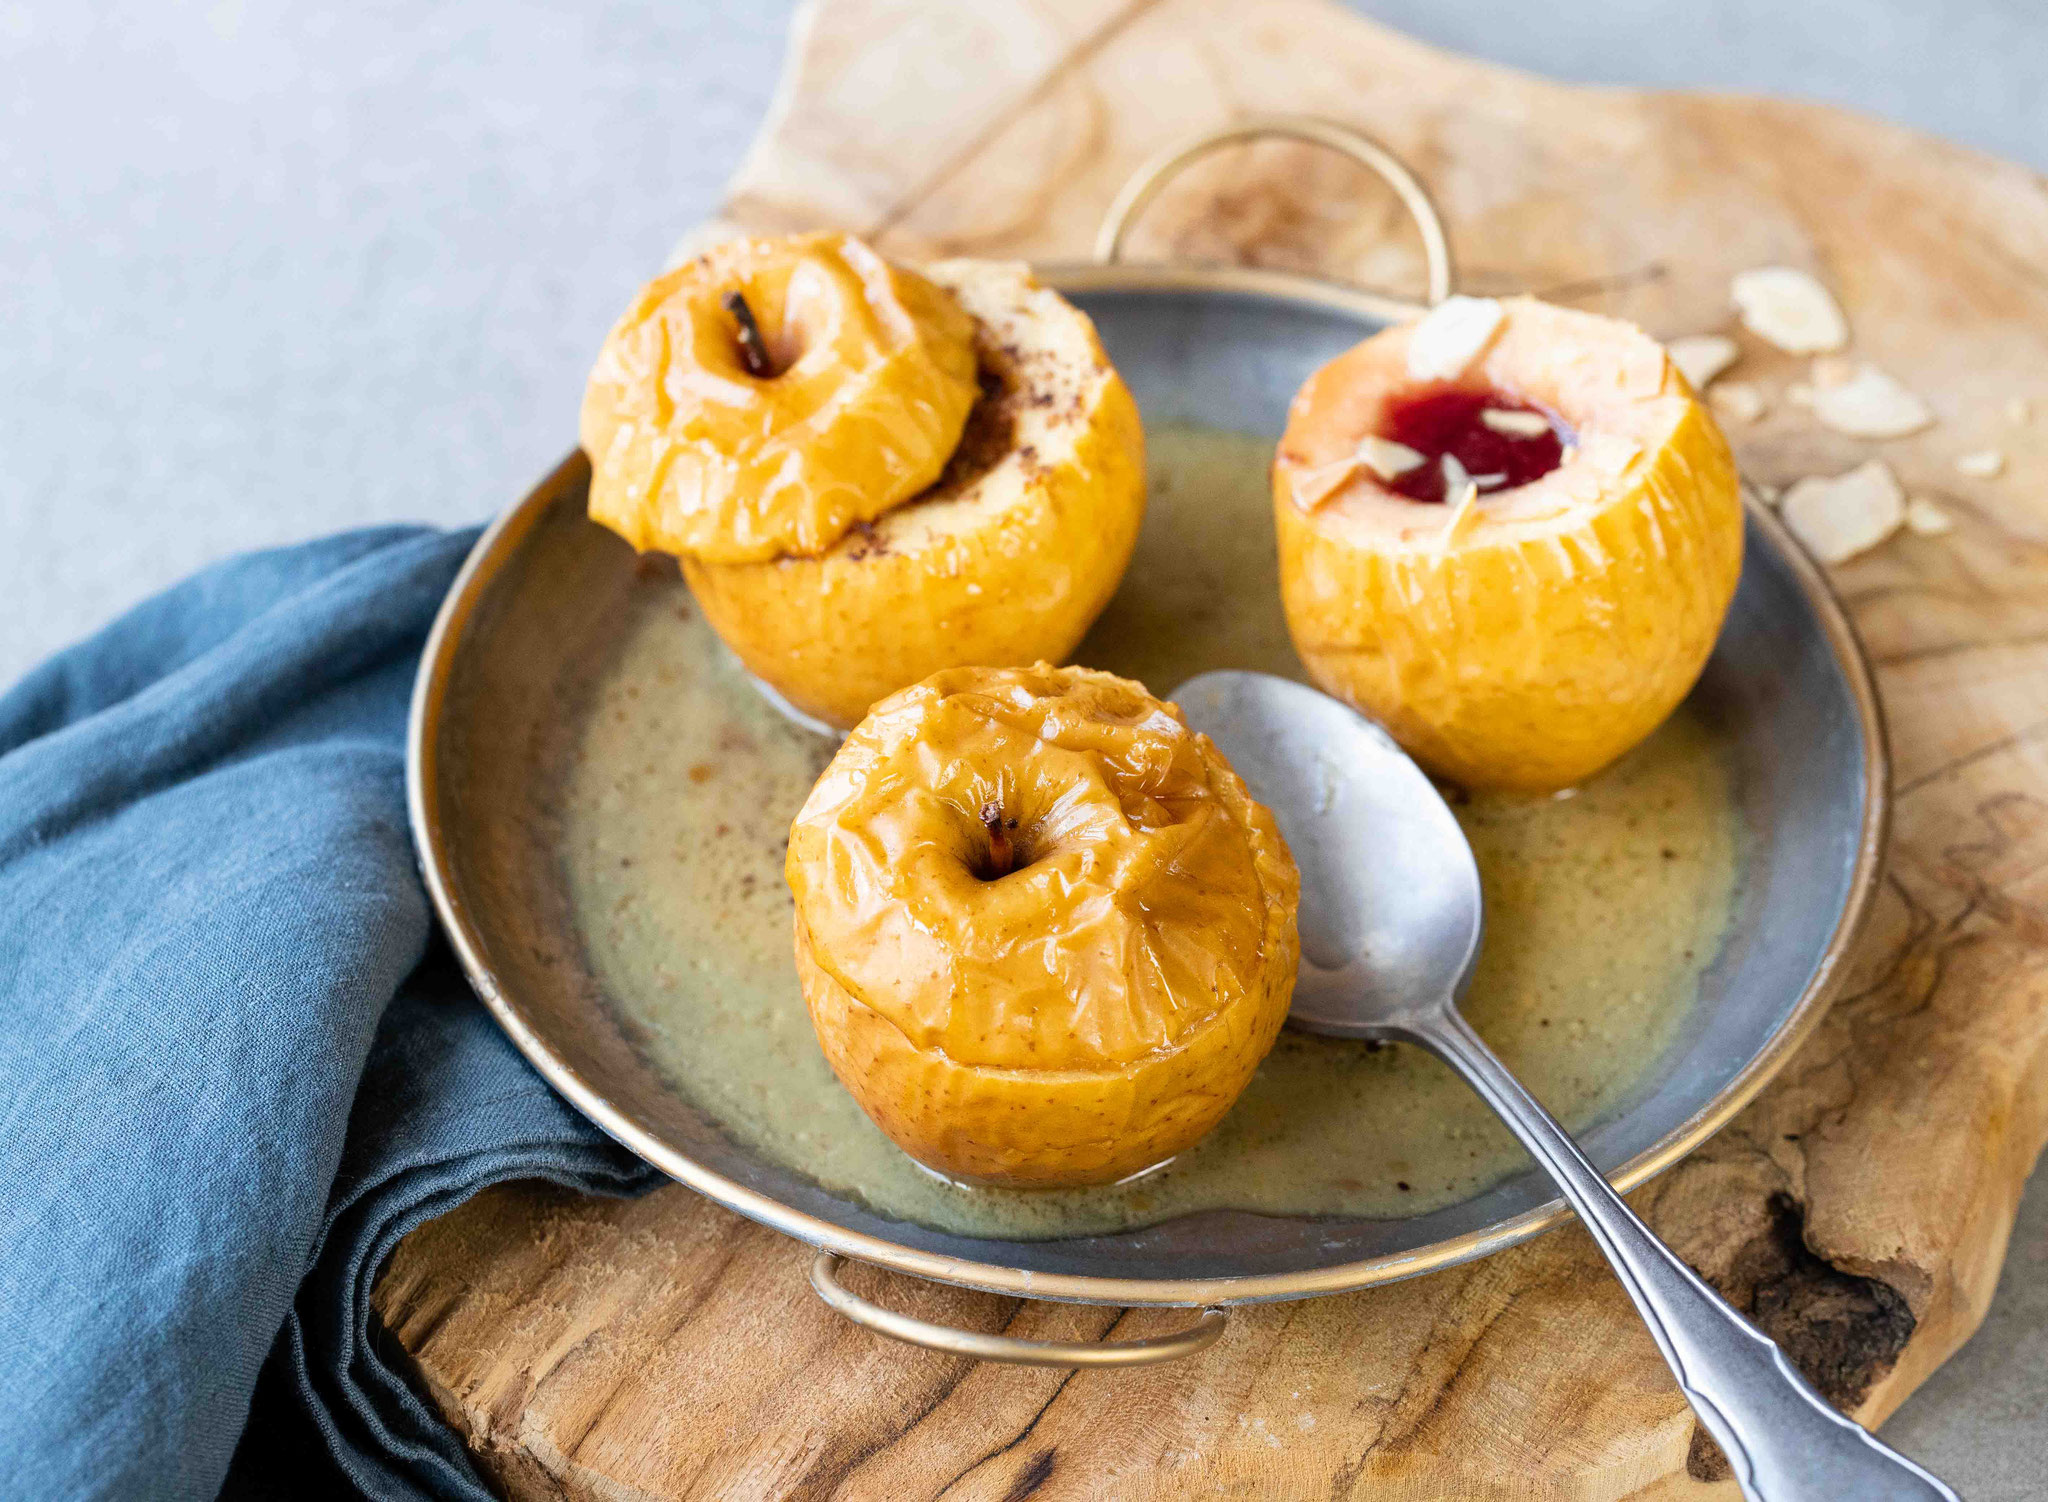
xmin=1379 ymin=386 xmax=1567 ymax=504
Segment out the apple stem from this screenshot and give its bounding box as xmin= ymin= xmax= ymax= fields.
xmin=980 ymin=801 xmax=1015 ymax=878
xmin=722 ymin=290 xmax=777 ymax=378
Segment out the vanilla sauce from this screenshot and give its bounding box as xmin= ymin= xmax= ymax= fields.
xmin=561 ymin=423 xmax=1740 ymax=1239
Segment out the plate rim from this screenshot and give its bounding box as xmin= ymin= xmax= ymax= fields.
xmin=407 ymin=264 xmax=1892 ymax=1306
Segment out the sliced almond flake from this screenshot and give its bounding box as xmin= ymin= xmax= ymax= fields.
xmin=1469 ymin=472 xmax=1509 ymax=490
xmin=1406 ymin=296 xmax=1505 ymax=382
xmin=1289 ymin=456 xmax=1359 ymax=511
xmin=1357 ymin=435 xmax=1426 ymax=481
xmin=1666 ymin=334 xmax=1739 ymax=391
xmin=1437 ymin=481 xmax=1481 ymax=551
xmin=1710 ymin=382 xmax=1767 ymax=425
xmin=1479 ymin=407 xmax=1551 ymax=437
xmin=1731 ymin=267 xmax=1849 ymax=354
xmin=1906 ymin=498 xmax=1956 ymax=536
xmin=1781 ymin=460 xmax=1905 ymax=564
xmin=1954 ymin=448 xmax=2005 ymax=479
xmin=1583 ymin=433 xmax=1643 ymax=472
xmin=1804 ymin=363 xmax=1934 ymax=439
xmin=2007 ymin=397 xmax=2032 ymax=425
xmin=1787 ymin=383 xmax=1817 ymax=409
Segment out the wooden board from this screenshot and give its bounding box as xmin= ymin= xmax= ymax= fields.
xmin=371 ymin=1 xmax=2048 ymax=1495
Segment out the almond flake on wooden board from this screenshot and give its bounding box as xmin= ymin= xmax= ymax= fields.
xmin=1665 ymin=334 xmax=1739 ymax=391
xmin=1906 ymin=498 xmax=1957 ymax=536
xmin=1710 ymin=382 xmax=1767 ymax=424
xmin=1781 ymin=460 xmax=1906 ymax=564
xmin=1796 ymin=361 xmax=1934 ymax=438
xmin=1731 ymin=267 xmax=1849 ymax=354
xmin=1358 ymin=435 xmax=1425 ymax=480
xmin=1955 ymin=448 xmax=2006 ymax=478
xmin=1479 ymin=407 xmax=1551 ymax=437
xmin=1406 ymin=296 xmax=1505 ymax=382
xmin=1289 ymin=457 xmax=1359 ymax=510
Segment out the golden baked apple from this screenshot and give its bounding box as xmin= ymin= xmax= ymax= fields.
xmin=683 ymin=259 xmax=1145 ymax=729
xmin=580 ymin=231 xmax=978 ymax=563
xmin=1273 ymin=295 xmax=1742 ymax=792
xmin=582 ymin=236 xmax=1145 ymax=730
xmin=786 ymin=664 xmax=1300 ymax=1188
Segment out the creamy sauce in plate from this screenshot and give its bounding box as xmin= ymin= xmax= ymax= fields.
xmin=560 ymin=423 xmax=1741 ymax=1239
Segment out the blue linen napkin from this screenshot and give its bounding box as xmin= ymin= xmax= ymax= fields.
xmin=0 ymin=526 xmax=658 ymax=1501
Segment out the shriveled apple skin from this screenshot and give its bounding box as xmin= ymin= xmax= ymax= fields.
xmin=580 ymin=232 xmax=978 ymax=565
xmin=794 ymin=920 xmax=1297 ymax=1187
xmin=1274 ymin=298 xmax=1742 ymax=793
xmin=786 ymin=665 xmax=1300 ymax=1188
xmin=684 ymin=262 xmax=1145 ymax=731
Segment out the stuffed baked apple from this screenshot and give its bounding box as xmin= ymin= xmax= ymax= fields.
xmin=786 ymin=664 xmax=1300 ymax=1188
xmin=1273 ymin=295 xmax=1742 ymax=792
xmin=581 ymin=234 xmax=1145 ymax=729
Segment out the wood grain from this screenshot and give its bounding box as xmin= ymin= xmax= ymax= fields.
xmin=373 ymin=0 xmax=2048 ymax=1495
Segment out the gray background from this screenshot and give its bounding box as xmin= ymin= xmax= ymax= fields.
xmin=3 ymin=1 xmax=2042 ymax=1493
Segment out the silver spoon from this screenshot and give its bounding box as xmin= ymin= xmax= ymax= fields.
xmin=1173 ymin=669 xmax=1957 ymax=1502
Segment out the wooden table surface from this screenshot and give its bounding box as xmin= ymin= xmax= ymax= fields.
xmin=373 ymin=2 xmax=2048 ymax=1495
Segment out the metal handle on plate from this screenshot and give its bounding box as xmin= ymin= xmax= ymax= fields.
xmin=1093 ymin=114 xmax=1456 ymax=306
xmin=808 ymin=1251 xmax=1227 ymax=1368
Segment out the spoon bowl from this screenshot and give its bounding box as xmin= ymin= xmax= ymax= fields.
xmin=1171 ymin=670 xmax=1481 ymax=1037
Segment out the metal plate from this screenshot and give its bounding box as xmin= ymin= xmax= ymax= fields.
xmin=408 ymin=264 xmax=1888 ymax=1307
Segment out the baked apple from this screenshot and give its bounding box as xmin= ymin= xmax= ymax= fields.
xmin=786 ymin=664 xmax=1300 ymax=1188
xmin=1273 ymin=295 xmax=1742 ymax=792
xmin=581 ymin=231 xmax=978 ymax=563
xmin=682 ymin=259 xmax=1145 ymax=729
xmin=582 ymin=236 xmax=1145 ymax=730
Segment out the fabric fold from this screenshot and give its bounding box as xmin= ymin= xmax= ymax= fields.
xmin=0 ymin=527 xmax=655 ymax=1502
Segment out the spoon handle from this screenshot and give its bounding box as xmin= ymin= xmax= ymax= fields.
xmin=1408 ymin=1007 xmax=1957 ymax=1502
